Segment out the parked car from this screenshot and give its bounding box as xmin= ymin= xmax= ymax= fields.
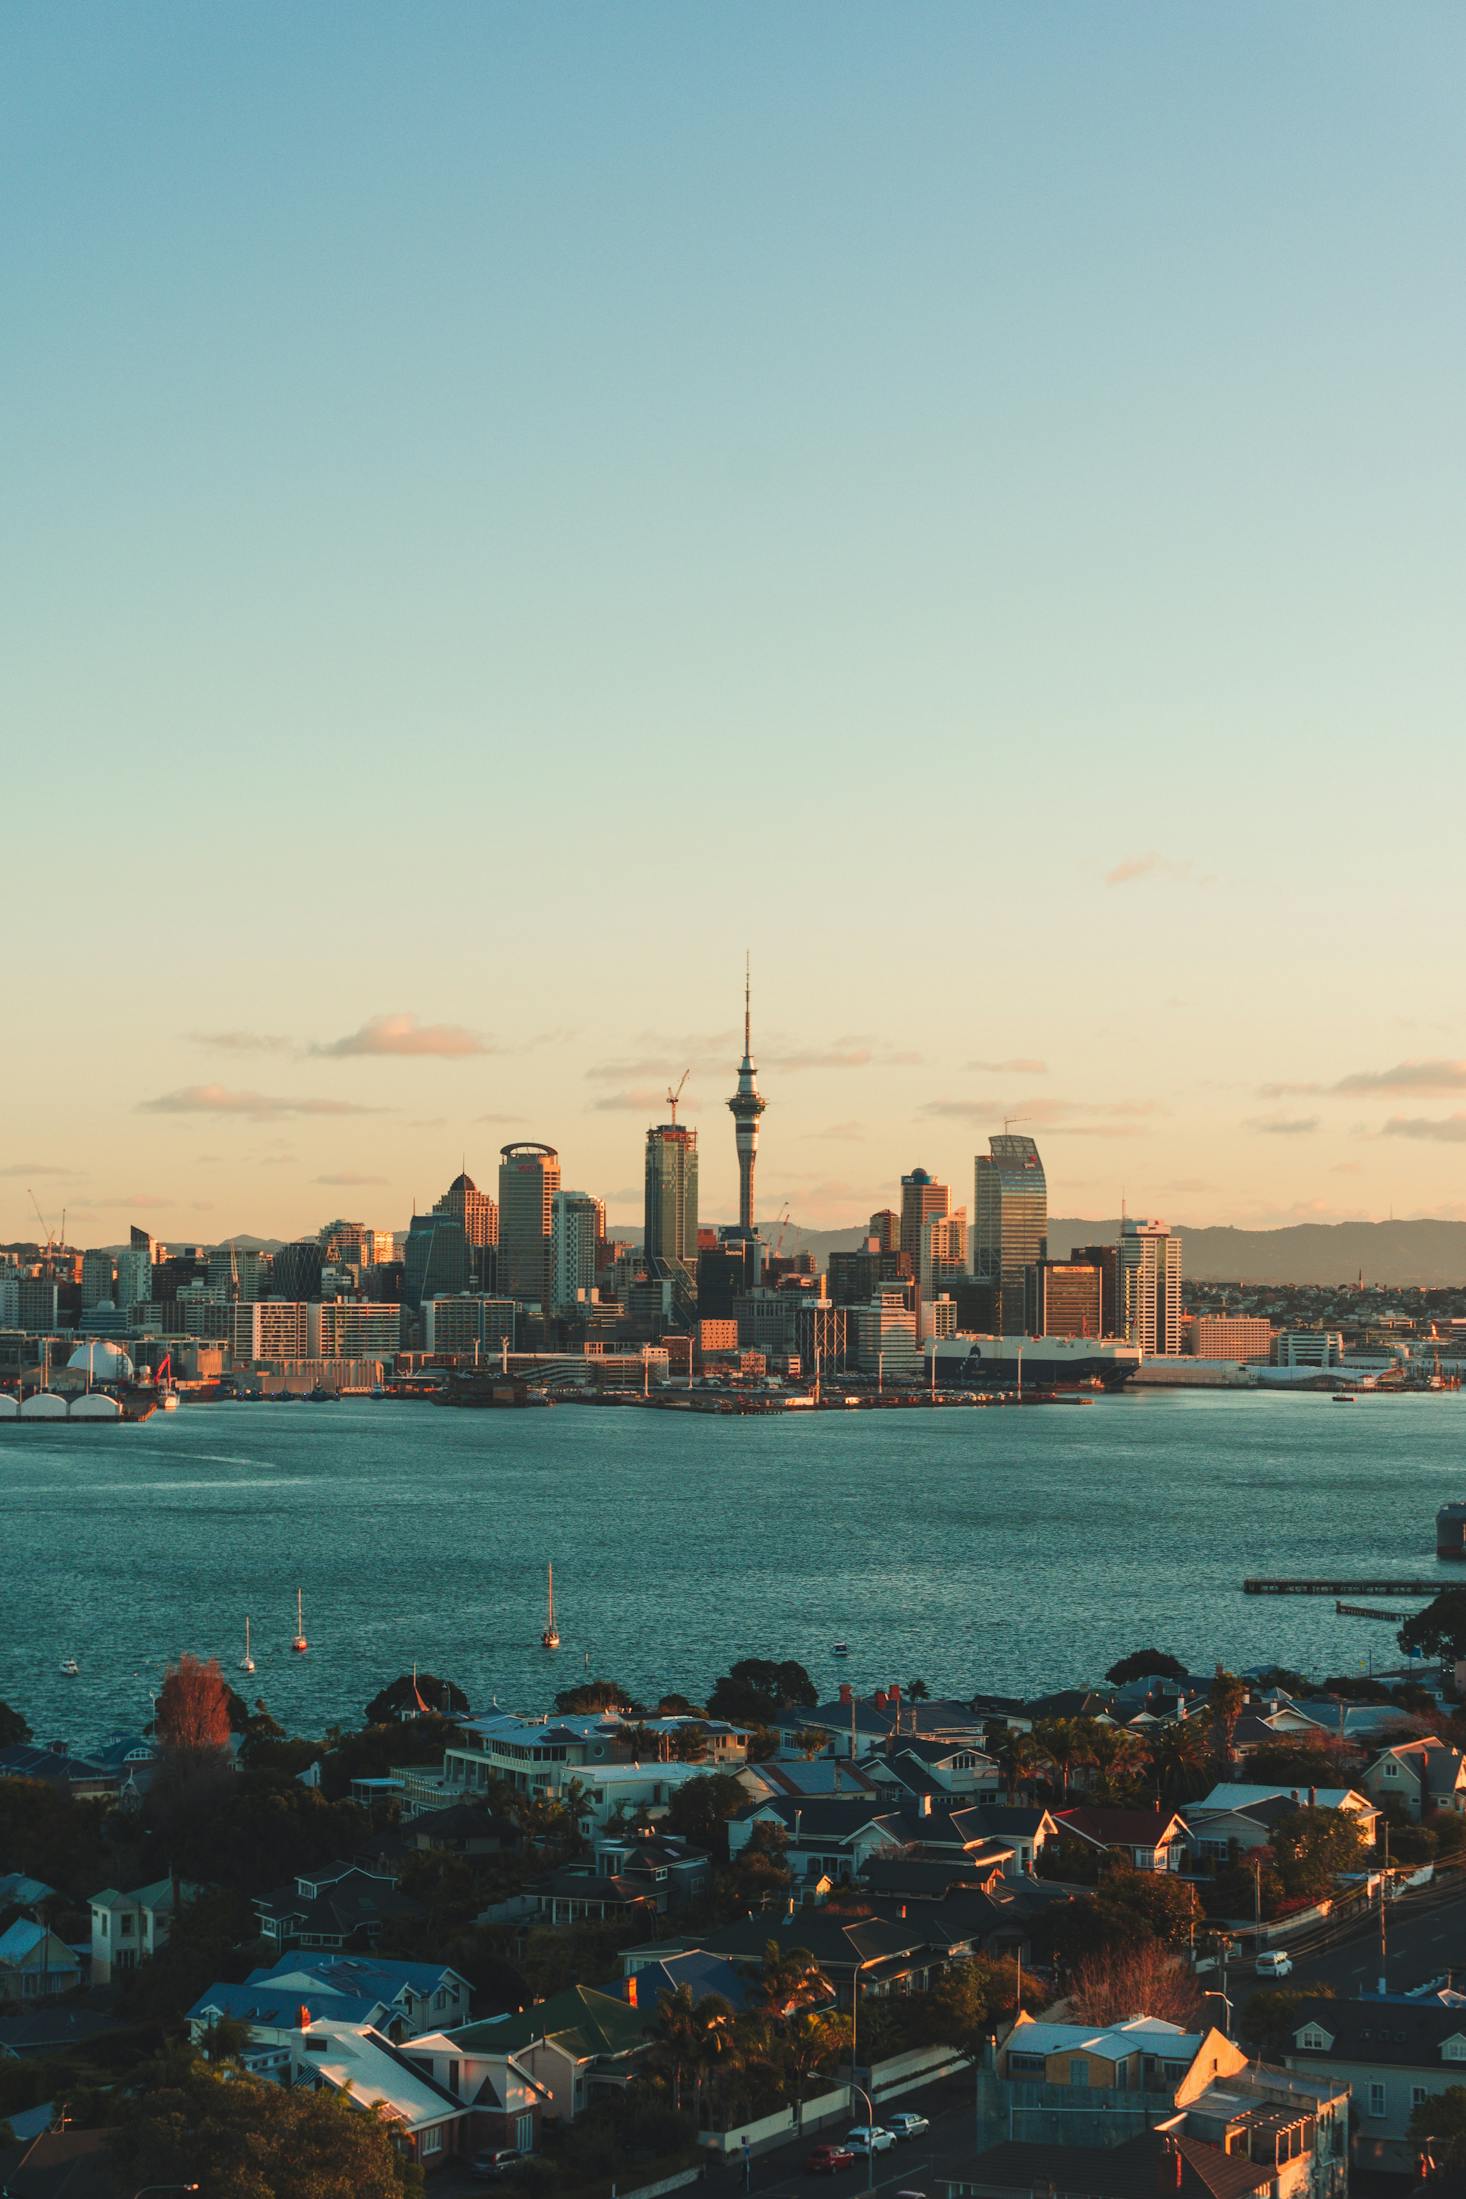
xmin=805 ymin=2143 xmax=857 ymax=2174
xmin=885 ymin=2112 xmax=931 ymax=2141
xmin=846 ymin=2127 xmax=896 ymax=2155
xmin=1254 ymin=1949 xmax=1293 ymax=1979
xmin=468 ymin=2153 xmax=525 ymax=2180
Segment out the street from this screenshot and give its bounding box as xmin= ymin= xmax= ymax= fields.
xmin=1240 ymin=1878 xmax=1466 ymax=1999
xmin=747 ymin=2067 xmax=978 ymax=2199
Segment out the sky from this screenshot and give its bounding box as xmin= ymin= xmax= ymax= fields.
xmin=3 ymin=2 xmax=1465 ymax=1243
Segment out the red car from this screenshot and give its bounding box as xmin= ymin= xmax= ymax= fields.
xmin=805 ymin=2143 xmax=856 ymax=2175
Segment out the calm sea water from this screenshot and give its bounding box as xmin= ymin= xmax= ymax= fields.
xmin=2 ymin=1390 xmax=1462 ymax=1747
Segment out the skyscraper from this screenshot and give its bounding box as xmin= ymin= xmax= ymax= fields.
xmin=497 ymin=1143 xmax=561 ymax=1306
xmin=899 ymin=1168 xmax=949 ymax=1264
xmin=920 ymin=1208 xmax=968 ymax=1303
xmin=1118 ymin=1218 xmax=1183 ymax=1356
xmin=973 ymin=1134 xmax=1048 ymax=1335
xmin=433 ymin=1168 xmax=499 ymax=1288
xmin=725 ymin=961 xmax=766 ymax=1234
xmin=551 ymin=1189 xmax=602 ymax=1311
xmin=644 ymin=1123 xmax=699 ymax=1276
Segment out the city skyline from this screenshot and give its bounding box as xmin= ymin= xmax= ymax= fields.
xmin=5 ymin=5 xmax=1465 ymax=1239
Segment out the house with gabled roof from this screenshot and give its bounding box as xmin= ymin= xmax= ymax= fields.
xmin=1183 ymin=1783 xmax=1378 ymax=1865
xmin=285 ymin=2015 xmax=470 ymax=2171
xmin=89 ymin=1876 xmax=198 ymax=1985
xmin=1053 ymin=1804 xmax=1190 ymax=1872
xmin=1361 ymin=1734 xmax=1466 ymax=1820
xmin=0 ymin=1919 xmax=83 ymax=2001
xmin=1282 ymin=1991 xmax=1466 ymax=2177
xmin=250 ymin=1860 xmax=422 ymax=1954
xmin=407 ymin=1984 xmax=649 ymax=2130
xmin=245 ymin=1951 xmax=471 ymax=2036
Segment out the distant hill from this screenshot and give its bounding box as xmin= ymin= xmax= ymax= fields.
xmin=1049 ymin=1218 xmax=1466 ymax=1287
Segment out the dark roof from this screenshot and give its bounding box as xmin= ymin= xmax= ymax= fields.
xmin=739 ymin=1795 xmax=889 ymax=1839
xmin=1023 ymin=1689 xmax=1115 ymax=1720
xmin=1287 ymin=1995 xmax=1466 ymax=2067
xmin=0 ymin=1747 xmax=115 ymax=1789
xmin=703 ymin=1910 xmax=927 ymax=1972
xmin=1056 ymin=1806 xmax=1184 ymax=1845
xmin=860 ymin=1857 xmax=998 ymax=1900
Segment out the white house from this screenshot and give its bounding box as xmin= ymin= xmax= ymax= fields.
xmin=89 ymin=1877 xmax=197 ymax=1985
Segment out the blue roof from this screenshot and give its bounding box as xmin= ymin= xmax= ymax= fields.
xmin=0 ymin=1872 xmax=57 ymax=1906
xmin=188 ymin=1981 xmax=384 ymax=2028
xmin=247 ymin=1952 xmax=460 ymax=2001
xmin=625 ymin=1951 xmax=752 ymax=2013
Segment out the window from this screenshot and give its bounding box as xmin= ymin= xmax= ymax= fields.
xmin=1413 ymin=2087 xmax=1429 ymax=2109
xmin=1444 ymin=2040 xmax=1466 ymax=2063
xmin=1368 ymin=2083 xmax=1387 ymax=2119
xmin=1069 ymin=2059 xmax=1089 ymax=2087
xmin=515 ymin=2113 xmax=535 ymax=2152
xmin=1298 ymin=2026 xmax=1332 ymax=2051
xmin=1008 ymin=2053 xmax=1045 ymax=2074
xmin=1385 ymin=1761 xmax=1398 ymax=1776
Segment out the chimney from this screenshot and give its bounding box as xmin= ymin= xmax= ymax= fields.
xmin=838 ymin=1683 xmax=853 ymax=1706
xmin=624 ymin=1973 xmax=637 ymax=2008
xmin=298 ymin=2003 xmax=312 ymax=2030
xmin=874 ymin=1689 xmax=889 ymax=1711
xmin=1156 ymin=2133 xmax=1182 ymax=2192
xmin=1309 ymin=1786 xmax=1317 ymax=1809
xmin=889 ymin=1683 xmax=902 ymax=1705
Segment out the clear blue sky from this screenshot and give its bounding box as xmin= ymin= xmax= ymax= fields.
xmin=4 ymin=3 xmax=1464 ymax=1240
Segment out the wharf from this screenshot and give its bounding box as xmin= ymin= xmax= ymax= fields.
xmin=1243 ymin=1577 xmax=1441 ymax=1597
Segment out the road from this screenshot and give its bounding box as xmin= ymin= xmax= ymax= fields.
xmin=747 ymin=2067 xmax=978 ymax=2199
xmin=1237 ymin=1878 xmax=1466 ymax=1999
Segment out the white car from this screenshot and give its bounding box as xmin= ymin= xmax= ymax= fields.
xmin=885 ymin=2112 xmax=930 ymax=2141
xmin=1255 ymin=1949 xmax=1293 ymax=1979
xmin=846 ymin=2127 xmax=896 ymax=2155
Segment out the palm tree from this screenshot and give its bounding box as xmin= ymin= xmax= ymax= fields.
xmin=650 ymin=1982 xmax=700 ymax=2113
xmin=755 ymin=1940 xmax=825 ymax=2018
xmin=778 ymin=2006 xmax=853 ymax=2132
xmin=692 ymin=1991 xmax=740 ymax=2125
xmin=906 ymin=1679 xmax=930 ymax=1737
xmin=1145 ymin=1715 xmax=1209 ymax=1808
xmin=997 ymin=1727 xmax=1041 ymax=1805
xmin=1033 ymin=1715 xmax=1094 ymax=1802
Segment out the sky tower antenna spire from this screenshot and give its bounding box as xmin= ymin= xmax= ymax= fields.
xmin=727 ymin=954 xmax=766 ymax=1235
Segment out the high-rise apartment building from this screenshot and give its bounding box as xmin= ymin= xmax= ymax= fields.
xmin=1071 ymin=1243 xmax=1121 ymax=1336
xmin=899 ymin=1169 xmax=950 ymax=1266
xmin=973 ymin=1134 xmax=1048 ymax=1335
xmin=725 ymin=964 xmax=766 ymax=1234
xmin=1118 ymin=1218 xmax=1183 ymax=1357
xmin=433 ymin=1171 xmax=498 ymax=1251
xmin=115 ymin=1229 xmax=154 ymax=1314
xmin=497 ymin=1144 xmax=560 ymax=1306
xmin=80 ymin=1250 xmax=116 ymax=1309
xmin=551 ymin=1190 xmax=603 ymax=1311
xmin=644 ymin=1124 xmax=699 ymax=1277
xmin=920 ymin=1209 xmax=969 ymax=1303
xmin=422 ymin=1296 xmax=517 ymax=1354
xmin=273 ymin=1239 xmax=325 ymax=1301
xmin=867 ymin=1209 xmax=900 ymax=1254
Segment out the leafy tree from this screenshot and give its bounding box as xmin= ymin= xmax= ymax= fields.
xmin=656 ymin=1693 xmax=704 ymax=1716
xmin=554 ymin=1678 xmax=636 ymax=1714
xmin=1098 ymin=1866 xmax=1201 ymax=1947
xmin=1241 ymin=1742 xmax=1351 ymax=1789
xmin=1030 ymin=1890 xmax=1154 ymax=1969
xmin=111 ymin=2046 xmax=424 ymax=2196
xmin=663 ymin=1767 xmax=751 ymax=1855
xmin=156 ymin=1652 xmax=233 ymax=1754
xmin=724 ymin=1822 xmax=792 ymax=1911
xmin=1400 ymin=1591 xmax=1466 ymax=1666
xmin=0 ymin=1701 xmax=32 ymax=1748
xmin=1269 ymin=1804 xmax=1367 ymax=1900
xmin=1106 ymin=1649 xmax=1187 ymax=1686
xmin=993 ymin=1727 xmax=1041 ymax=1804
xmin=318 ymin=1714 xmax=461 ymax=1801
xmin=364 ymin=1673 xmax=469 ymax=1724
xmin=1252 ymin=1667 xmax=1309 ymax=1695
xmin=115 ymin=1886 xmax=259 ymax=2022
xmin=1409 ymin=2082 xmax=1466 ymax=2182
xmin=0 ymin=1776 xmax=113 ymax=1895
xmin=706 ymin=1659 xmax=816 ymax=1725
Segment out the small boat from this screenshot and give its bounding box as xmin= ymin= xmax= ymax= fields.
xmin=291 ymin=1587 xmax=308 ymax=1654
xmin=240 ymin=1616 xmax=255 ymax=1675
xmin=59 ymin=1656 xmax=79 ymax=1677
xmin=832 ymin=1641 xmax=850 ymax=1658
xmin=160 ymin=1391 xmax=180 ymax=1411
xmin=541 ymin=1561 xmax=561 ymax=1650
xmin=1332 ymin=1393 xmax=1358 ymax=1404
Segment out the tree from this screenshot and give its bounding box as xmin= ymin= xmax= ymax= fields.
xmin=1269 ymin=1804 xmax=1367 ymax=1900
xmin=553 ymin=1678 xmax=636 ymax=1714
xmin=994 ymin=1727 xmax=1041 ymax=1804
xmin=1239 ymin=1985 xmax=1333 ymax=2061
xmin=1241 ymin=1742 xmax=1352 ymax=1789
xmin=663 ymin=1771 xmax=748 ymax=1856
xmin=1067 ymin=1941 xmax=1203 ymax=2027
xmin=111 ymin=2046 xmax=424 ymax=2196
xmin=156 ymin=1653 xmax=233 ymax=1755
xmin=1410 ymin=2082 xmax=1466 ymax=2182
xmin=0 ymin=1701 xmax=32 ymax=1748
xmin=364 ymin=1673 xmax=468 ymax=1724
xmin=706 ymin=1659 xmax=817 ymax=1725
xmin=1106 ymin=1649 xmax=1187 ymax=1686
xmin=1032 ymin=1715 xmax=1094 ymax=1801
xmin=1207 ymin=1666 xmax=1247 ymax=1775
xmin=1144 ymin=1717 xmax=1210 ymax=1808
xmin=754 ymin=1941 xmax=825 ymax=2018
xmin=906 ymin=1679 xmax=930 ymax=1735
xmin=1400 ymin=1592 xmax=1466 ymax=1667
xmin=1098 ymin=1867 xmax=1202 ymax=1947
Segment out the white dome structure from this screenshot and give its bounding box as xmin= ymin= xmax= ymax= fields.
xmin=20 ymin=1392 xmax=66 ymax=1419
xmin=65 ymin=1340 xmax=133 ymax=1383
xmin=70 ymin=1393 xmax=122 ymax=1419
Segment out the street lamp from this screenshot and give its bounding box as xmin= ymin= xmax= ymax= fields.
xmin=848 ymin=2078 xmax=878 ymax=2192
xmin=1202 ymin=1986 xmax=1234 ymax=2037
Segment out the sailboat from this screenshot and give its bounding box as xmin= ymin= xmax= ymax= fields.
xmin=240 ymin=1616 xmax=255 ymax=1675
xmin=541 ymin=1562 xmax=560 ymax=1650
xmin=291 ymin=1588 xmax=308 ymax=1655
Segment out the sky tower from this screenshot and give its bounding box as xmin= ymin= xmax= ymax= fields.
xmin=726 ymin=956 xmax=766 ymax=1234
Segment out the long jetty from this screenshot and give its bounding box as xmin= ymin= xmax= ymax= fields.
xmin=1243 ymin=1577 xmax=1441 ymax=1597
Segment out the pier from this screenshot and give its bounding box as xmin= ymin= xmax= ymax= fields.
xmin=1243 ymin=1577 xmax=1442 ymax=1597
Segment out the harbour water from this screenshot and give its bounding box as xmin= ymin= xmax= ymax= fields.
xmin=2 ymin=1388 xmax=1462 ymax=1744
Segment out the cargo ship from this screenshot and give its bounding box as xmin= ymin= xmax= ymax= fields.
xmin=925 ymin=1335 xmax=1142 ymax=1392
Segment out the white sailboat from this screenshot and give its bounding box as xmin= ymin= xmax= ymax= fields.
xmin=291 ymin=1587 xmax=308 ymax=1654
xmin=240 ymin=1616 xmax=255 ymax=1674
xmin=541 ymin=1562 xmax=561 ymax=1650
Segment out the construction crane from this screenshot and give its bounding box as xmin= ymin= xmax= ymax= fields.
xmin=665 ymin=1069 xmax=691 ymax=1125
xmin=1002 ymin=1115 xmax=1027 ymax=1136
xmin=772 ymin=1206 xmax=793 ymax=1259
xmin=27 ymin=1187 xmax=55 ymax=1254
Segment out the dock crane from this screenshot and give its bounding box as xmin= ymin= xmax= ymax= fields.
xmin=665 ymin=1069 xmax=691 ymax=1125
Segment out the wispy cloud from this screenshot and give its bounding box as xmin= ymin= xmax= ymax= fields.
xmin=1381 ymin=1114 xmax=1466 ymax=1143
xmin=966 ymin=1057 xmax=1047 ymax=1075
xmin=188 ymin=1029 xmax=294 ymax=1055
xmin=315 ymin=1170 xmax=388 ymax=1185
xmin=1335 ymin=1060 xmax=1466 ymax=1095
xmin=1248 ymin=1116 xmax=1320 ymax=1136
xmin=920 ymin=1096 xmax=1156 ymax=1138
xmin=765 ymin=1037 xmax=921 ymax=1072
xmin=803 ymin=1121 xmax=864 ymax=1142
xmin=1104 ymin=852 xmax=1199 ymax=888
xmin=313 ymin=1013 xmax=492 ymax=1059
xmin=591 ymin=1087 xmax=671 ymax=1113
xmin=138 ymin=1084 xmax=381 ymax=1119
xmin=0 ymin=1162 xmax=77 ymax=1179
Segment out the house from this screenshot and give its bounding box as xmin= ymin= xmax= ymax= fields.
xmin=727 ymin=1793 xmax=905 ymax=1884
xmin=960 ymin=2128 xmax=1298 ymax=2198
xmin=520 ymin=1866 xmax=660 ymax=1928
xmin=0 ymin=1873 xmax=60 ymax=1916
xmin=593 ymin=1830 xmax=711 ymax=1908
xmin=0 ymin=1920 xmax=83 ymax=2000
xmin=285 ymin=2015 xmax=469 ymax=2171
xmin=1362 ymin=1736 xmax=1466 ymax=1820
xmin=1183 ymin=1784 xmax=1378 ymax=1865
xmin=984 ymin=2014 xmax=1348 ymax=2198
xmin=1052 ymin=1806 xmax=1190 ymax=1872
xmin=251 ymin=1861 xmax=420 ymax=1953
xmin=1283 ymin=1990 xmax=1466 ymax=2177
xmin=89 ymin=1876 xmax=198 ymax=1985
xmin=403 ymin=1800 xmax=523 ymax=1856
xmin=698 ymin=1908 xmax=958 ymax=2000
xmin=187 ymin=1982 xmax=394 ymax=2075
xmin=246 ymin=1952 xmax=472 ymax=2036
xmin=0 ymin=1745 xmax=119 ymax=1801
xmin=610 ymin=1949 xmax=755 ymax=2017
xmin=862 ymin=1736 xmax=1003 ymax=1806
xmin=409 ymin=1984 xmax=651 ymax=2128
xmin=86 ymin=1730 xmax=160 ymax=1800
xmin=785 ymin=1683 xmax=994 ymax=1760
